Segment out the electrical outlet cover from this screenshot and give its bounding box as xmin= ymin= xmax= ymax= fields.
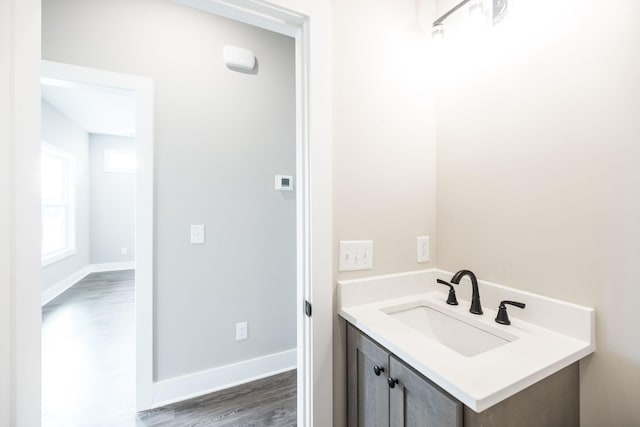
xmin=190 ymin=224 xmax=205 ymax=244
xmin=236 ymin=322 xmax=248 ymax=341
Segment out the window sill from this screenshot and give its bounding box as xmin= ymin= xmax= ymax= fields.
xmin=42 ymin=248 xmax=76 ymax=267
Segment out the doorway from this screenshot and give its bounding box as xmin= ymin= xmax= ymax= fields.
xmin=39 ymin=68 xmax=142 ymax=425
xmin=41 ymin=0 xmax=306 ymax=420
xmin=41 ymin=61 xmax=154 ymax=418
xmin=4 ymin=0 xmax=335 ymax=425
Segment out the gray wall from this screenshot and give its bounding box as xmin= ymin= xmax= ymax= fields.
xmin=89 ymin=134 xmax=135 ymax=264
xmin=43 ymin=0 xmax=296 ymax=380
xmin=435 ymin=0 xmax=640 ymax=425
xmin=41 ymin=99 xmax=90 ymax=292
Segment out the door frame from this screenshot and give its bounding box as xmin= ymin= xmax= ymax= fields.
xmin=41 ymin=59 xmax=156 ymax=411
xmin=3 ymin=0 xmax=333 ymax=425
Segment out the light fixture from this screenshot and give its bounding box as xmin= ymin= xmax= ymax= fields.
xmin=431 ymin=0 xmax=508 ymax=39
xmin=467 ymin=0 xmax=485 ymax=18
xmin=492 ymin=0 xmax=508 ymax=24
xmin=432 ymin=23 xmax=446 ymax=40
xmin=466 ymin=0 xmax=489 ymax=29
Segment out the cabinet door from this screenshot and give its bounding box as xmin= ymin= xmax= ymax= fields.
xmin=389 ymin=355 xmax=462 ymax=427
xmin=347 ymin=325 xmax=390 ymax=427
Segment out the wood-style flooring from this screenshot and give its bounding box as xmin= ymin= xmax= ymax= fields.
xmin=42 ymin=270 xmax=297 ymax=427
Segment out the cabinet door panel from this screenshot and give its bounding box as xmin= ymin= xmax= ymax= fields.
xmin=389 ymin=355 xmax=462 ymax=427
xmin=347 ymin=325 xmax=390 ymax=427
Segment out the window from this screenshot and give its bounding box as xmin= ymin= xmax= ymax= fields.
xmin=41 ymin=143 xmax=76 ymax=266
xmin=104 ymin=149 xmax=136 ymax=173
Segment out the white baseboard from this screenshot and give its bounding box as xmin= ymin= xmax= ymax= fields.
xmin=42 ymin=265 xmax=93 ymax=306
xmin=42 ymin=261 xmax=136 ymax=306
xmin=91 ymin=261 xmax=135 ymax=272
xmin=151 ymin=348 xmax=297 ymax=409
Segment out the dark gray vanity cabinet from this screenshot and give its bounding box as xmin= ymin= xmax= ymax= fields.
xmin=347 ymin=323 xmax=390 ymax=427
xmin=347 ymin=324 xmax=462 ymax=427
xmin=346 ymin=323 xmax=579 ymax=427
xmin=389 ymin=355 xmax=462 ymax=427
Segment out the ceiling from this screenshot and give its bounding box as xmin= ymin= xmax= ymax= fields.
xmin=41 ymin=79 xmax=136 ymax=137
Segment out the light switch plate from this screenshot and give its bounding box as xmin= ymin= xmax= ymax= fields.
xmin=339 ymin=240 xmax=373 ymax=272
xmin=417 ymin=236 xmax=430 ymax=263
xmin=236 ymin=322 xmax=248 ymax=341
xmin=190 ymin=224 xmax=205 ymax=244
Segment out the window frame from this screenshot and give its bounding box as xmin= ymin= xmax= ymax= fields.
xmin=41 ymin=142 xmax=77 ymax=266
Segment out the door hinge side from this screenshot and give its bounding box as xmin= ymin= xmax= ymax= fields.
xmin=304 ymin=300 xmax=312 ymax=317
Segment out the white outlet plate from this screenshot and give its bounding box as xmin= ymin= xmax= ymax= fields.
xmin=339 ymin=240 xmax=373 ymax=272
xmin=236 ymin=322 xmax=248 ymax=341
xmin=190 ymin=224 xmax=205 ymax=244
xmin=121 ymin=247 xmax=128 ymax=255
xmin=417 ymin=236 xmax=430 ymax=263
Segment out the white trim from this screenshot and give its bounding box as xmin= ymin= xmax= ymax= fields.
xmin=40 ymin=142 xmax=77 ymax=267
xmin=295 ymin=19 xmax=313 ymax=427
xmin=174 ymin=0 xmax=304 ymax=37
xmin=41 ymin=60 xmax=156 ymax=412
xmin=41 ymin=248 xmax=76 ymax=267
xmin=151 ymin=349 xmax=297 ymax=409
xmin=41 ymin=262 xmax=137 ymax=306
xmin=5 ymin=0 xmax=42 ymax=424
xmin=41 ymin=265 xmax=92 ymax=306
xmin=91 ymin=261 xmax=136 ymax=273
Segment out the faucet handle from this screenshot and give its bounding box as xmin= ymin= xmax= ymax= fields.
xmin=495 ymin=300 xmax=526 ymax=325
xmin=436 ymin=279 xmax=458 ymax=305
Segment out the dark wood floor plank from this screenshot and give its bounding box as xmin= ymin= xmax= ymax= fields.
xmin=42 ymin=270 xmax=297 ymax=426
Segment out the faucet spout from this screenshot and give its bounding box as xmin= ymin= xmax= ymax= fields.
xmin=450 ymin=269 xmax=483 ymax=315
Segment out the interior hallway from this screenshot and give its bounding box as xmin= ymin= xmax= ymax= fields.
xmin=42 ymin=270 xmax=296 ymax=426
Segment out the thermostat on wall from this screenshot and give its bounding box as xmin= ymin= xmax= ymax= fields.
xmin=275 ymin=175 xmax=294 ymax=191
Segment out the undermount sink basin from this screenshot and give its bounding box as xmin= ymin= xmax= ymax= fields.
xmin=382 ymin=302 xmax=516 ymax=357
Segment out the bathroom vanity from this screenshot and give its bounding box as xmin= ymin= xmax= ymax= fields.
xmin=338 ymin=270 xmax=595 ymax=426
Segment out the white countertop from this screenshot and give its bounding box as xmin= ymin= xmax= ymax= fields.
xmin=338 ymin=269 xmax=595 ymax=412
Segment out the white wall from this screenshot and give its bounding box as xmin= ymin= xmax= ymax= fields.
xmin=435 ymin=0 xmax=640 ymax=425
xmin=331 ymin=0 xmax=437 ymax=425
xmin=0 ymin=0 xmax=12 ymax=421
xmin=89 ymin=134 xmax=135 ymax=264
xmin=43 ymin=0 xmax=297 ymax=381
xmin=1 ymin=0 xmax=42 ymax=424
xmin=40 ymin=99 xmax=91 ymax=292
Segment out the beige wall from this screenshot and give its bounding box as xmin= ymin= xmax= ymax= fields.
xmin=435 ymin=0 xmax=640 ymax=424
xmin=333 ymin=0 xmax=437 ymax=281
xmin=332 ymin=0 xmax=437 ymax=425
